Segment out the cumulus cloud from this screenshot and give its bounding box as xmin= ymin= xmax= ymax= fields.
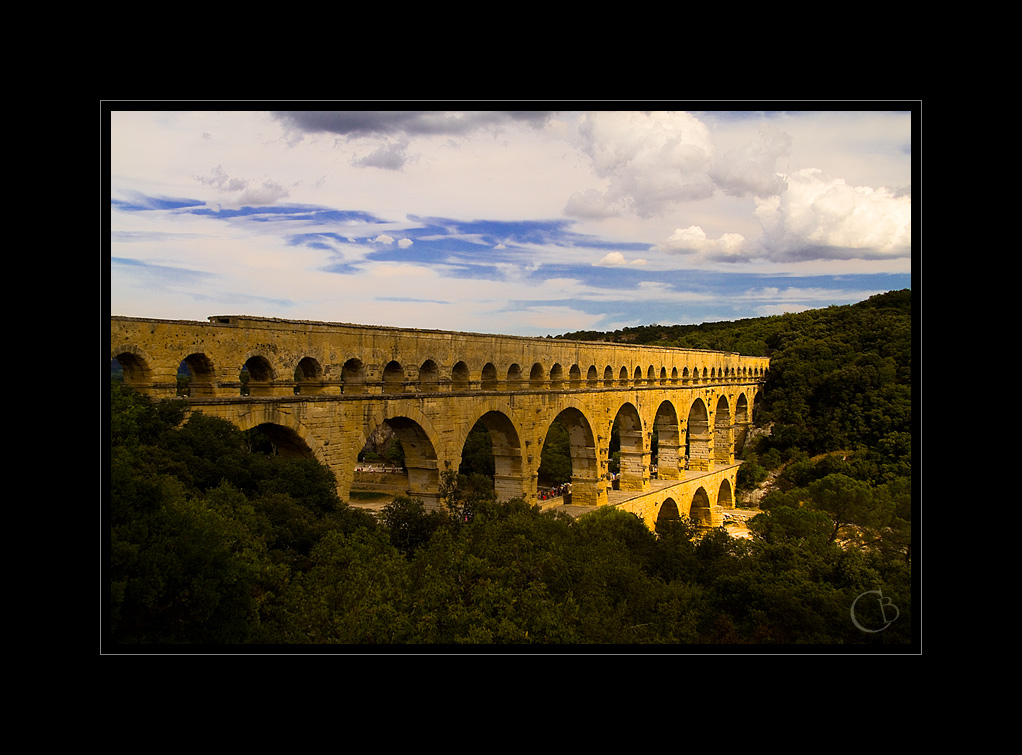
xmin=754 ymin=168 xmax=912 ymax=261
xmin=594 ymin=251 xmax=648 ymax=267
xmin=352 ymin=139 xmax=410 ymax=170
xmin=708 ymin=125 xmax=792 ymax=198
xmin=655 ymin=226 xmax=751 ymax=262
xmin=195 ymin=165 xmax=290 ymax=208
xmin=570 ymin=111 xmax=716 ymax=218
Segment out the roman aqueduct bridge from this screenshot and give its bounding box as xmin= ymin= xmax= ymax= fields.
xmin=110 ymin=315 xmax=769 ymax=530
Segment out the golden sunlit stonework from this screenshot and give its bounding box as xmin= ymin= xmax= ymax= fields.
xmin=111 ymin=315 xmax=769 ymax=531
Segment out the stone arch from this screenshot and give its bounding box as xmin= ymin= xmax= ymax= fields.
xmin=507 ymin=363 xmax=523 ymax=389
xmin=604 ymin=366 xmax=614 ymax=385
xmin=717 ymin=477 xmax=734 ymax=510
xmin=612 ymin=401 xmax=647 ymax=492
xmin=229 ymin=403 xmax=327 ymax=469
xmin=383 ymin=360 xmax=405 ymax=393
xmin=530 ymin=362 xmax=545 ymax=388
xmin=110 ymin=345 xmax=154 ymax=392
xmin=550 ymin=363 xmax=564 ymax=387
xmin=687 ymin=398 xmax=711 ymax=471
xmin=587 ymin=365 xmax=599 ymax=386
xmin=689 ymin=486 xmax=712 ymax=526
xmin=653 ymin=400 xmax=683 ymax=480
xmin=294 ymin=356 xmax=323 ymax=395
xmin=569 ymin=364 xmax=582 ymax=386
xmin=714 ymin=394 xmax=733 ymax=465
xmin=646 ymin=365 xmax=656 ymax=384
xmin=341 ymin=358 xmax=366 ymax=394
xmin=546 ymin=405 xmax=603 ymax=507
xmin=618 ymin=366 xmax=629 ymax=385
xmin=655 ymin=497 xmax=682 ymax=532
xmin=460 ymin=407 xmax=527 ymax=502
xmin=364 ymin=409 xmax=442 ymax=508
xmin=181 ymin=352 xmax=217 ymax=397
xmin=452 ymin=361 xmax=470 ymax=390
xmin=418 ymin=359 xmax=440 ymax=392
xmin=633 ymin=365 xmax=643 ymax=384
xmin=481 ymin=363 xmax=498 ymax=390
xmin=733 ymin=392 xmax=750 ymax=455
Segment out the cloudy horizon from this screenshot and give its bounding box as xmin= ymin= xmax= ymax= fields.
xmin=109 ymin=107 xmax=914 ymax=337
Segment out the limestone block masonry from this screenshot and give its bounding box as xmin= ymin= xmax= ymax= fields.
xmin=111 ymin=315 xmax=769 ymax=529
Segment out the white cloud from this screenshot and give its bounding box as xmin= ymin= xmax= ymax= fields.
xmin=754 ymin=168 xmax=912 ymax=261
xmin=656 ymin=226 xmax=751 ymax=262
xmin=572 ymin=111 xmax=717 ymax=218
xmin=708 ymin=125 xmax=791 ymax=198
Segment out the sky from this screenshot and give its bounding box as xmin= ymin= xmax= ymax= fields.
xmin=108 ymin=107 xmax=914 ymax=338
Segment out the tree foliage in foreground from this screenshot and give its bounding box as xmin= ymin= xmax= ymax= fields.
xmin=108 ymin=385 xmax=913 ymax=646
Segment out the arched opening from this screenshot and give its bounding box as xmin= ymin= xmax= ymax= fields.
xmin=294 ymin=357 xmax=323 ymax=395
xmin=569 ymin=364 xmax=582 ymax=386
xmin=618 ymin=366 xmax=629 ymax=385
xmin=687 ymin=398 xmax=711 ymax=471
xmin=418 ymin=359 xmax=440 ymax=392
xmin=377 ymin=416 xmax=440 ymax=508
xmin=633 ymin=366 xmax=643 ymax=384
xmin=654 ymin=400 xmax=683 ymax=480
xmin=507 ymin=363 xmax=523 ymax=389
xmin=655 ymin=497 xmax=682 ymax=535
xmin=603 ymin=366 xmax=614 ymax=385
xmin=341 ymin=358 xmax=366 ymax=394
xmin=242 ymin=355 xmax=275 ymax=396
xmin=733 ymin=393 xmax=750 ymax=456
xmin=383 ymin=361 xmax=405 ymax=393
xmin=460 ymin=411 xmax=525 ymax=502
xmin=180 ymin=353 xmax=216 ymax=397
xmin=689 ymin=487 xmax=712 ymax=526
xmin=110 ymin=351 xmax=151 ymax=392
xmin=530 ymin=362 xmax=545 ymax=388
xmin=452 ymin=361 xmax=470 ymax=390
xmin=587 ymin=365 xmax=599 ymax=386
xmin=612 ymin=402 xmax=647 ymax=492
xmin=539 ymin=407 xmax=601 ymax=506
xmin=714 ymin=395 xmax=733 ymax=465
xmin=718 ymin=477 xmax=734 ymax=510
xmin=481 ymin=363 xmax=498 ymax=390
xmin=244 ymin=422 xmax=315 ymax=459
xmin=550 ymin=363 xmax=564 ymax=387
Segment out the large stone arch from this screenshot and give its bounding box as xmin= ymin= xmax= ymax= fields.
xmin=546 ymin=404 xmax=604 ymax=507
xmin=227 ymin=403 xmax=327 ymax=467
xmin=713 ymin=395 xmax=733 ymax=465
xmin=653 ymin=399 xmax=684 ymax=480
xmin=612 ymin=401 xmax=648 ymax=492
xmin=363 ymin=405 xmax=443 ymax=507
xmin=687 ymin=398 xmax=711 ymax=471
xmin=458 ymin=403 xmax=527 ymax=502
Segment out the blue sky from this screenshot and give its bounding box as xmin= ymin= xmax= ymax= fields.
xmin=109 ymin=108 xmax=914 ymax=337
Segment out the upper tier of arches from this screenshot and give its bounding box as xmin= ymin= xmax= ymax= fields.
xmin=110 ymin=315 xmax=770 ymax=398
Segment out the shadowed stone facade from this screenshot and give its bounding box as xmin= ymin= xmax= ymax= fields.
xmin=111 ymin=315 xmax=769 ymax=528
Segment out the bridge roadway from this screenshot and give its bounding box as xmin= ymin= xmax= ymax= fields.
xmin=110 ymin=314 xmax=768 ymax=530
